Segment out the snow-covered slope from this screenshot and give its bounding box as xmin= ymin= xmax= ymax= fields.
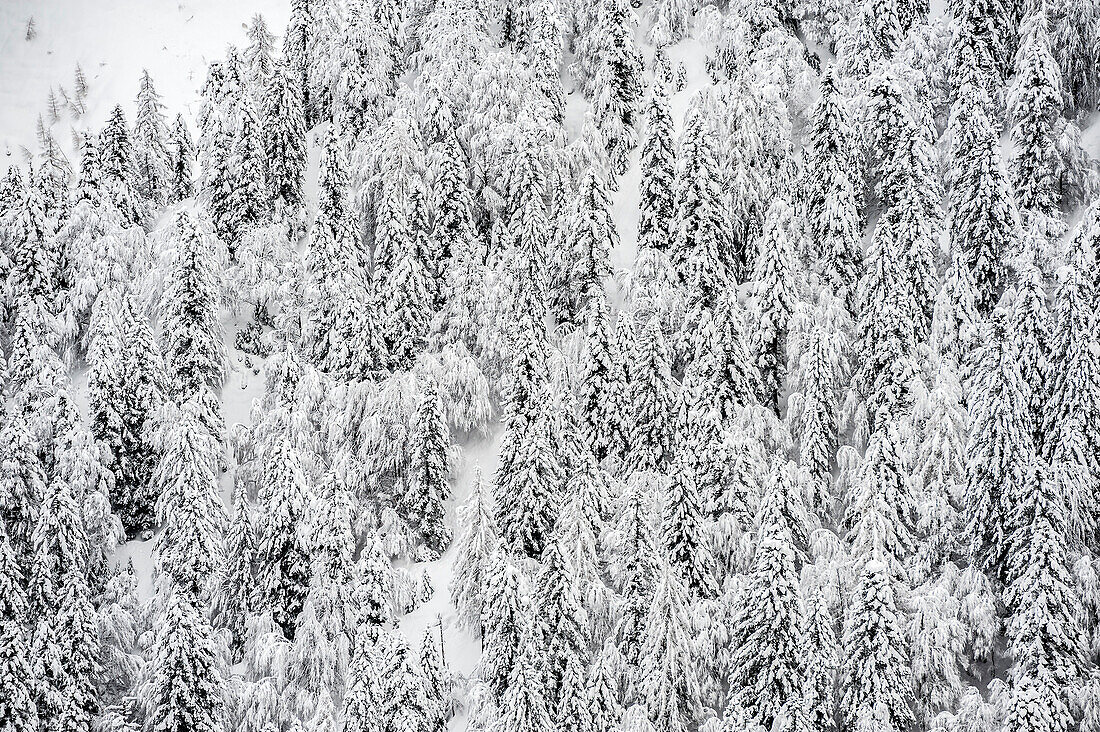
xmin=0 ymin=1 xmax=288 ymax=164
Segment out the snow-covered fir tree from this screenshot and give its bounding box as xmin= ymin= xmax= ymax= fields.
xmin=132 ymin=70 xmax=171 ymax=206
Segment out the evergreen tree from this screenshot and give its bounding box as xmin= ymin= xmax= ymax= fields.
xmin=591 ymin=0 xmax=644 ymax=177
xmin=803 ymin=587 xmax=839 ymax=732
xmin=0 ymin=617 xmax=37 ymax=732
xmin=302 ymin=126 xmax=380 ymax=378
xmin=222 ymin=94 xmax=270 ymax=246
xmin=255 ymin=435 xmax=312 ymax=638
xmin=965 ymin=308 xmax=1034 ymax=585
xmin=167 ymin=114 xmax=195 ymax=203
xmin=264 ymin=65 xmax=307 ymax=212
xmin=662 ymin=456 xmax=716 ymax=599
xmin=99 ymin=104 xmax=145 ymax=226
xmin=637 ymin=563 xmax=701 ymax=732
xmin=91 ymin=292 xmax=164 ymax=535
xmin=147 ymin=589 xmax=227 ymax=732
xmin=450 ymin=469 xmax=497 ymax=635
xmin=283 ymin=0 xmax=312 ymax=125
xmin=789 ymin=295 xmax=848 ymax=514
xmin=533 ymin=535 xmax=586 ymax=711
xmin=847 ymin=424 xmax=917 ymax=572
xmin=852 ymin=203 xmax=922 ymax=433
xmin=802 ymin=66 xmax=861 ymax=305
xmin=1041 ymin=247 xmax=1100 ymax=470
xmin=480 ymin=549 xmax=527 ymax=697
xmin=1009 ymin=11 xmax=1065 ymax=219
xmin=133 ymin=69 xmax=171 ymax=205
xmin=1004 ymin=458 xmax=1087 ymax=697
xmin=245 ymin=14 xmax=277 ymax=98
xmin=578 ymin=294 xmax=630 ymax=466
xmin=214 ymin=479 xmax=255 ymax=652
xmin=564 ymin=166 xmax=616 ymax=322
xmin=1051 ymin=0 xmax=1100 ymax=113
xmin=673 ymin=108 xmax=728 ymax=305
xmin=160 ymin=211 xmax=226 ymax=398
xmin=947 ymin=82 xmax=1017 ymax=313
xmin=750 ymin=198 xmax=800 ymax=413
xmin=840 ymin=555 xmax=915 ymax=732
xmin=727 ymin=488 xmax=806 ymax=729
xmin=494 ymin=617 xmax=553 ymax=732
xmin=628 ymin=320 xmax=676 ymax=473
xmin=495 ymin=399 xmax=562 ymax=560
xmin=343 ymin=628 xmax=386 ymax=732
xmin=637 ymin=79 xmax=676 ymax=254
xmin=403 ymin=379 xmax=452 ymax=558
xmin=30 ymin=568 xmax=100 ymax=732
xmin=154 ymin=402 xmax=225 ymax=597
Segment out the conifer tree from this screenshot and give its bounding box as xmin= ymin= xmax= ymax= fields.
xmin=564 ymin=166 xmax=616 ymax=322
xmin=245 ymin=14 xmax=277 ymax=98
xmin=947 ymin=80 xmax=1017 ymax=313
xmin=283 ymin=0 xmax=312 ymax=124
xmin=221 ymin=94 xmax=270 ymax=246
xmin=480 ymin=549 xmax=528 ymax=697
xmin=852 ymin=203 xmax=922 ymax=433
xmin=495 ymin=400 xmax=562 ymax=560
xmin=750 ymin=199 xmax=800 ymax=413
xmin=494 ymin=616 xmax=553 ymax=732
xmin=147 ymin=589 xmax=227 ymax=732
xmin=727 ymin=484 xmax=806 ymax=729
xmin=578 ymin=294 xmax=630 ymax=466
xmin=534 ymin=535 xmax=586 ymax=711
xmin=965 ymin=309 xmax=1035 ymax=585
xmin=802 ymin=67 xmax=861 ymax=304
xmin=303 ymin=126 xmax=380 ymax=378
xmin=30 ymin=568 xmax=100 ymax=732
xmin=91 ymin=292 xmax=164 ymax=535
xmin=428 ymin=133 xmax=477 ymax=268
xmin=1051 ymin=0 xmax=1100 ymax=113
xmin=264 ymin=65 xmax=307 ymax=212
xmin=1041 ymin=247 xmax=1100 ymax=468
xmin=160 ymin=211 xmax=226 ymax=399
xmin=519 ymin=0 xmax=567 ymax=126
xmin=847 ymin=424 xmax=917 ymax=572
xmin=637 ymin=79 xmax=676 ymax=254
xmin=1009 ymin=11 xmax=1065 ymax=219
xmin=133 ymin=70 xmax=171 ymax=205
xmin=789 ymin=295 xmax=847 ymax=514
xmin=803 ymin=587 xmax=839 ymax=732
xmin=628 ymin=320 xmax=676 ymax=473
xmin=255 ymin=435 xmax=312 ymax=638
xmin=154 ymin=402 xmax=225 ymax=597
xmin=841 ymin=554 xmax=915 ymax=732
xmin=0 ymin=617 xmax=37 ymax=732
xmin=637 ymin=563 xmax=701 ymax=732
xmin=167 ymin=113 xmax=195 ymax=203
xmin=662 ymin=457 xmax=716 ymax=600
xmin=591 ymin=0 xmax=644 ymax=177
xmin=673 ymin=108 xmax=728 ymax=305
xmin=450 ymin=469 xmax=497 ymax=635
xmin=1004 ymin=458 xmax=1086 ymax=697
xmin=403 ymin=380 xmax=452 ymax=557
xmin=343 ymin=628 xmax=386 ymax=732
xmin=1011 ymin=250 xmax=1049 ymax=438
xmin=99 ymin=104 xmax=146 ymax=226
xmin=214 ymin=479 xmax=255 ymax=652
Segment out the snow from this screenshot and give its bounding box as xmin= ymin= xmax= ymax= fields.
xmin=8 ymin=0 xmax=1100 ymax=729
xmin=0 ymin=0 xmax=289 ymax=166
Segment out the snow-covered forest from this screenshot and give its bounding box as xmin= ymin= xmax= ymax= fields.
xmin=3 ymin=0 xmax=1100 ymax=730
